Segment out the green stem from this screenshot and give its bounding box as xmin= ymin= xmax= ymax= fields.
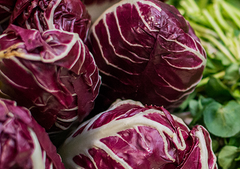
xmin=221 ymin=1 xmax=240 ymax=29
xmin=180 ymin=0 xmax=208 ymax=26
xmin=213 ymin=2 xmax=231 ymax=31
xmin=198 ymin=0 xmax=209 ymax=8
xmin=202 ymin=9 xmax=230 ymax=48
xmin=200 ymin=33 xmax=237 ymax=63
xmin=229 ymin=3 xmax=240 ymax=18
xmin=202 ymin=9 xmax=240 ymax=60
xmin=188 ymin=21 xmax=218 ymax=38
xmin=197 ymin=71 xmax=226 ymax=87
xmin=232 ymin=37 xmax=240 ymax=60
xmin=185 ymin=0 xmax=200 ymax=12
xmin=180 ymin=0 xmax=198 ymax=14
xmin=200 ymin=41 xmax=218 ymax=59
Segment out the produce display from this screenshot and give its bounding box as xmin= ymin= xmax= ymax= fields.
xmin=58 ymin=99 xmax=217 ymax=169
xmin=0 ymin=98 xmax=65 ymax=169
xmin=1 ymin=0 xmax=238 ymax=168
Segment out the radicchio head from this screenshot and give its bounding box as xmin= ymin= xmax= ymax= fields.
xmin=58 ymin=99 xmax=217 ymax=169
xmin=0 ymin=24 xmax=101 ymax=133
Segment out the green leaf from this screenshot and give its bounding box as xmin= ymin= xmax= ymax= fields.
xmin=232 ymin=87 xmax=240 ymax=101
xmin=211 ymin=138 xmax=219 ymax=152
xmin=215 ymin=48 xmax=233 ymax=66
xmin=189 ymin=96 xmax=215 ymax=126
xmin=189 ymin=100 xmax=199 ymax=117
xmin=205 ymin=77 xmax=233 ymax=103
xmin=203 ymin=100 xmax=240 ymax=137
xmin=235 ymin=155 xmax=240 ymax=161
xmin=224 ymin=63 xmax=240 ymax=82
xmin=189 ymin=96 xmax=215 ymax=116
xmin=218 ymin=145 xmax=239 ymax=169
xmin=204 ymin=57 xmax=225 ymax=75
xmin=174 ymin=91 xmax=196 ymax=112
xmin=228 ymin=137 xmax=240 ymax=147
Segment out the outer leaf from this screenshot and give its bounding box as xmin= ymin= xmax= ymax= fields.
xmin=0 ymin=25 xmax=101 ymax=133
xmin=89 ymin=0 xmax=207 ymax=112
xmin=0 ymin=98 xmax=65 ymax=169
xmin=58 ymin=99 xmax=217 ymax=169
xmin=11 ymin=0 xmax=91 ymax=42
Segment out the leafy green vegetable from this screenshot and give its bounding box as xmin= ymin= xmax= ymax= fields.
xmin=205 ymin=77 xmax=233 ymax=102
xmin=203 ymin=100 xmax=240 ymax=137
xmin=167 ymin=0 xmax=240 ymax=168
xmin=189 ymin=96 xmax=215 ymax=125
xmin=218 ymin=146 xmax=239 ymax=169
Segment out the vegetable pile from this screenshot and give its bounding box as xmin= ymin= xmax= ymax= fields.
xmin=2 ymin=0 xmax=238 ymax=168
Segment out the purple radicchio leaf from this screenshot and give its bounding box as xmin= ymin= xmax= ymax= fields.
xmin=0 ymin=24 xmax=101 ymax=133
xmin=10 ymin=0 xmax=91 ymax=42
xmin=0 ymin=98 xmax=65 ymax=169
xmin=58 ymin=99 xmax=217 ymax=169
xmin=88 ymin=0 xmax=207 ymax=112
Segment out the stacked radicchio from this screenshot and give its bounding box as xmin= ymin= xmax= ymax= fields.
xmin=0 ymin=24 xmax=101 ymax=133
xmin=88 ymin=0 xmax=207 ymax=111
xmin=0 ymin=0 xmax=219 ymax=168
xmin=58 ymin=99 xmax=217 ymax=169
xmin=0 ymin=98 xmax=65 ymax=169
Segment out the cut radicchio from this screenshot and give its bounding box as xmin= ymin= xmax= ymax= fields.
xmin=58 ymin=99 xmax=217 ymax=169
xmin=88 ymin=0 xmax=207 ymax=111
xmin=0 ymin=98 xmax=65 ymax=169
xmin=10 ymin=0 xmax=91 ymax=42
xmin=0 ymin=24 xmax=101 ymax=133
